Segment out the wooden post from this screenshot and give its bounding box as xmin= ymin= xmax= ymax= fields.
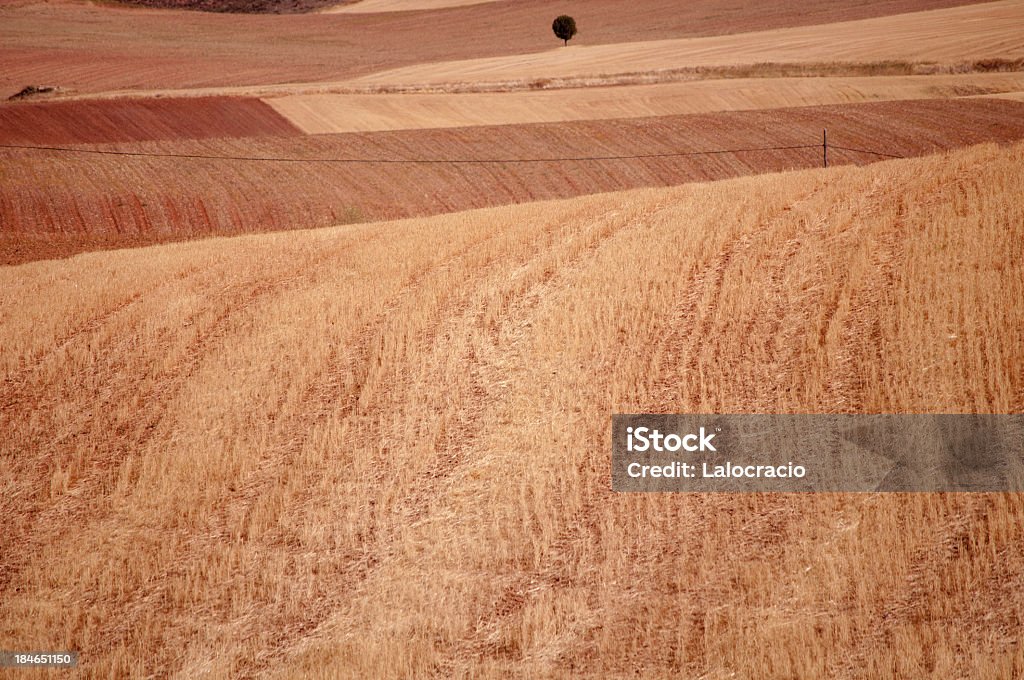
xmin=823 ymin=129 xmax=828 ymax=168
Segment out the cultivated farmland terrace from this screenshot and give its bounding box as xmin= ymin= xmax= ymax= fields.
xmin=2 ymin=0 xmax=1023 ymax=677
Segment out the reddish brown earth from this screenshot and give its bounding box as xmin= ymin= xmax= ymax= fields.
xmin=115 ymin=0 xmax=356 ymax=12
xmin=0 ymin=0 xmax=990 ymax=98
xmin=0 ymin=97 xmax=300 ymax=145
xmin=106 ymin=0 xmax=985 ymax=16
xmin=3 ymin=97 xmax=1024 ymax=265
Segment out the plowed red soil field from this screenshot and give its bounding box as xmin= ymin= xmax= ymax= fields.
xmin=0 ymin=0 xmax=988 ymax=98
xmin=0 ymin=97 xmax=300 ymax=145
xmin=4 ymin=97 xmax=1024 ymax=265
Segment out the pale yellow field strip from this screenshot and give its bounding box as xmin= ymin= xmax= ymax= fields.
xmin=350 ymin=0 xmax=1024 ymax=87
xmin=323 ymin=0 xmax=501 ymax=13
xmin=264 ymin=72 xmax=1024 ymax=133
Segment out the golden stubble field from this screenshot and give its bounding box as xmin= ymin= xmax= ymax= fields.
xmin=264 ymin=72 xmax=1024 ymax=133
xmin=3 ymin=0 xmax=1024 ymax=676
xmin=2 ymin=142 xmax=1022 ymax=678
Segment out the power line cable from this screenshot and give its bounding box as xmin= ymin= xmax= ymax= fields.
xmin=0 ymin=140 xmax=905 ymax=165
xmin=0 ymin=142 xmax=825 ymax=164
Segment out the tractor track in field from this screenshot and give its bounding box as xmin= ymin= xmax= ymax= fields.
xmin=416 ymin=198 xmax=709 ymax=666
xmin=524 ymin=184 xmax=837 ymax=674
xmin=221 ymin=201 xmax=654 ymax=677
xmin=0 ymin=263 xmax=204 ymax=400
xmin=83 ymin=212 xmax=541 ymax=674
xmin=515 ymin=176 xmax=889 ymax=675
xmin=0 ymin=231 xmax=380 ymax=602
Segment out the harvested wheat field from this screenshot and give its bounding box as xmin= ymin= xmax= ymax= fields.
xmin=266 ymin=72 xmax=1024 ymax=133
xmin=5 ymin=0 xmax=1024 ymax=675
xmin=0 ymin=0 xmax=991 ymax=98
xmin=353 ymin=0 xmax=1024 ymax=88
xmin=4 ymin=97 xmax=1024 ymax=265
xmin=2 ymin=141 xmax=1022 ymax=678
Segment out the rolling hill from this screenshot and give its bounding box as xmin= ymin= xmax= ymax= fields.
xmin=352 ymin=0 xmax=1024 ymax=89
xmin=4 ymin=97 xmax=1024 ymax=265
xmin=0 ymin=0 xmax=995 ymax=98
xmin=2 ymin=141 xmax=1021 ymax=678
xmin=3 ymin=0 xmax=1023 ymax=676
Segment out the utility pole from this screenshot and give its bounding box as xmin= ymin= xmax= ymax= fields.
xmin=823 ymin=129 xmax=828 ymax=168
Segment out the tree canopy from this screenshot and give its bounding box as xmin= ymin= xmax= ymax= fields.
xmin=552 ymin=15 xmax=577 ymax=46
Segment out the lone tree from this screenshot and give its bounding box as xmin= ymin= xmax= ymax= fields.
xmin=552 ymin=15 xmax=577 ymax=46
